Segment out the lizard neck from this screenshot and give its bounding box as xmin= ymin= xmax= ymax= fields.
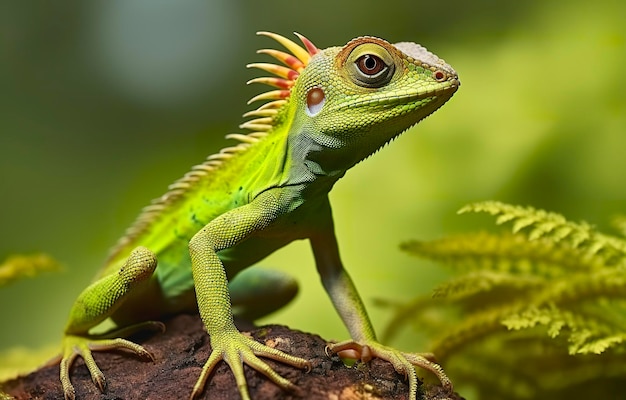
xmin=278 ymin=127 xmax=347 ymax=203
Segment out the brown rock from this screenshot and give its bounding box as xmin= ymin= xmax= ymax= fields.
xmin=2 ymin=314 xmax=462 ymax=400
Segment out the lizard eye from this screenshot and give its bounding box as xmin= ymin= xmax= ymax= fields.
xmin=351 ymin=53 xmax=394 ymax=88
xmin=356 ymin=54 xmax=386 ymax=76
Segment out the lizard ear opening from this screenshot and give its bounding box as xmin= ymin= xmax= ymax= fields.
xmin=305 ymin=87 xmax=325 ymax=117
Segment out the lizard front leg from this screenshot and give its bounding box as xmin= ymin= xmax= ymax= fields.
xmin=56 ymin=246 xmax=164 ymax=400
xmin=310 ymin=202 xmax=453 ymax=399
xmin=188 ymin=190 xmax=310 ymax=400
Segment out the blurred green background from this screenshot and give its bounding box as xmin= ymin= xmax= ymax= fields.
xmin=1 ymin=0 xmax=624 ymax=393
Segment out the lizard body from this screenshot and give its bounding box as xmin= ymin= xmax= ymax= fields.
xmin=56 ymin=32 xmax=460 ymax=399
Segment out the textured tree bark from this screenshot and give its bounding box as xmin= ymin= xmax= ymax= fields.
xmin=2 ymin=314 xmax=463 ymax=400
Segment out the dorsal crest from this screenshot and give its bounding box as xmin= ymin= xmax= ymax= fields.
xmin=229 ymin=32 xmax=319 ymax=142
xmin=108 ymin=33 xmax=319 ymax=260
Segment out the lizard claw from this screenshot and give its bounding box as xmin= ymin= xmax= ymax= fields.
xmin=327 ymin=339 xmax=453 ymax=399
xmin=329 ymin=342 xmax=370 ymax=362
xmin=60 ymin=335 xmax=153 ymax=398
xmin=57 ymin=321 xmax=161 ymax=399
xmin=191 ymin=330 xmax=310 ymax=400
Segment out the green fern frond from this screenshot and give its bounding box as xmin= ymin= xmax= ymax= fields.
xmin=447 ymin=340 xmax=626 ymax=400
xmin=573 ymin=334 xmax=626 ymax=354
xmin=402 ymin=231 xmax=606 ymax=277
xmin=502 ymin=304 xmax=626 ymax=354
xmin=427 ymin=268 xmax=626 ymax=359
xmin=502 ymin=306 xmax=580 ymax=339
xmin=431 ymin=270 xmax=543 ymax=301
xmin=0 ymin=253 xmax=63 ymax=287
xmin=429 ymin=301 xmax=526 ymax=359
xmin=529 ymin=268 xmax=626 ymax=309
xmin=459 ymin=201 xmax=626 ymax=264
xmin=385 ymin=201 xmax=626 ymax=399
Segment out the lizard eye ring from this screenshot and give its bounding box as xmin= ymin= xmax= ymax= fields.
xmin=342 ymin=41 xmax=396 ymax=88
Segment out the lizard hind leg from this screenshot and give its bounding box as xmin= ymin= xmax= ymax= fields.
xmin=58 ymin=321 xmax=164 ymax=400
xmin=57 ymin=246 xmax=164 ymax=399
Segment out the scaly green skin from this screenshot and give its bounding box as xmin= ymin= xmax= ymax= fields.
xmin=56 ymin=32 xmax=460 ymax=399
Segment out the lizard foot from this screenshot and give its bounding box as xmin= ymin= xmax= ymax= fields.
xmin=55 ymin=321 xmax=164 ymax=400
xmin=190 ymin=330 xmax=311 ymax=400
xmin=328 ymin=340 xmax=453 ymax=400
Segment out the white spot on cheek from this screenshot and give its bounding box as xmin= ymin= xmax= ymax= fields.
xmin=306 ymin=97 xmax=325 ymax=117
xmin=305 ymin=87 xmax=326 ymax=117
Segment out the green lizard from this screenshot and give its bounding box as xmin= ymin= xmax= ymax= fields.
xmin=53 ymin=31 xmax=459 ymax=399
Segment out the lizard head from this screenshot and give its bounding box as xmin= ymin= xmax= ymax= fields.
xmin=242 ymin=32 xmax=460 ymax=174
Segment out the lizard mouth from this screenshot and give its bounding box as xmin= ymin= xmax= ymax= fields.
xmin=334 ymin=78 xmax=459 ymax=112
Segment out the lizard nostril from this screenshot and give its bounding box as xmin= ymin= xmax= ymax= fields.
xmin=433 ymin=70 xmax=446 ymax=82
